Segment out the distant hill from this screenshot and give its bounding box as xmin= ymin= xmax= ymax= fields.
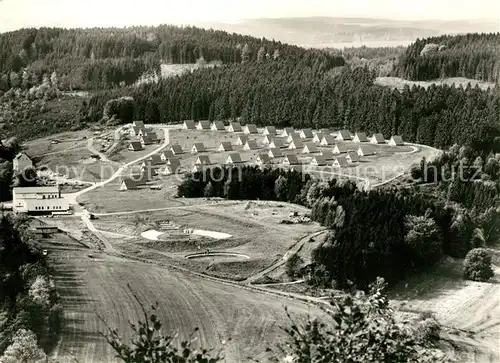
xmin=196 ymin=17 xmax=500 ymax=48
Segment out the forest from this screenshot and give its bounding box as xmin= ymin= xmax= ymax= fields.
xmin=0 ymin=25 xmax=344 ymax=90
xmin=0 ymin=215 xmax=62 ymax=360
xmin=394 ymin=33 xmax=500 ymax=82
xmin=83 ymin=64 xmax=500 ymax=151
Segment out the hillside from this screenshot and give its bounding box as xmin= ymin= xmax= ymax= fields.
xmin=196 ymin=17 xmax=500 ymax=48
xmin=0 ymin=25 xmax=343 ymax=91
xmin=394 ymin=33 xmax=500 ymax=82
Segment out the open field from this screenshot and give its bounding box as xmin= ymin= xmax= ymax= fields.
xmin=375 ymin=76 xmax=496 ymax=91
xmin=24 ymin=129 xmax=95 ymax=159
xmin=40 ymin=228 xmax=321 ymax=363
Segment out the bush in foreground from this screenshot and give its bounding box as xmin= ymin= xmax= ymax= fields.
xmin=463 ymin=248 xmax=494 ymax=282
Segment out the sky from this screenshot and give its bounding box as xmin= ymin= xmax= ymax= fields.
xmin=0 ymin=0 xmax=499 ymax=32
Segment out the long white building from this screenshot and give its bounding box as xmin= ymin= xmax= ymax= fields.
xmin=13 ymin=186 xmax=70 ymax=213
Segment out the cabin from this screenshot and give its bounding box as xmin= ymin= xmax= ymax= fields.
xmin=195 ymin=155 xmax=211 ymax=165
xmin=165 ymin=157 xmax=181 ymax=166
xmin=256 ymin=153 xmax=271 ymax=165
xmin=243 ymin=140 xmax=258 ymax=150
xmin=389 ymin=135 xmax=404 ymax=146
xmin=281 ymin=127 xmax=295 ymax=137
xmin=191 ymin=143 xmax=207 ymax=153
xmin=218 ymin=142 xmax=233 ymax=152
xmin=130 ymin=173 xmax=149 ymax=186
xmin=147 ymin=154 xmax=164 ymax=166
xmin=226 ymin=153 xmax=242 ymax=164
xmin=299 ymin=128 xmax=314 ymax=139
xmin=13 ymin=152 xmax=33 ymax=172
xmin=357 ymin=146 xmax=375 ymax=157
xmin=370 ymin=133 xmax=385 ymax=144
xmin=211 ymin=121 xmax=225 ymax=131
xmin=346 ymin=151 xmax=360 ymax=164
xmin=197 ymin=120 xmax=211 ymax=130
xmin=236 ymin=135 xmax=249 ymax=146
xmin=182 ymin=120 xmax=196 ymax=130
xmin=283 ymin=155 xmax=300 ymax=166
xmin=119 ymin=179 xmax=138 ymax=191
xmin=133 ymin=121 xmax=145 ymax=129
xmin=13 ymin=185 xmax=69 ymax=213
xmin=332 ymin=156 xmax=348 ymax=167
xmin=243 ymin=124 xmax=258 ymax=134
xmin=140 ymin=134 xmax=154 ymax=146
xmin=128 ymin=141 xmax=143 ymax=151
xmin=288 ymin=138 xmax=303 ymax=150
xmin=320 ymin=135 xmax=336 ymax=146
xmin=353 ymin=132 xmax=368 ymax=143
xmin=312 ymin=133 xmax=324 ymax=143
xmin=302 ymin=142 xmax=319 ymax=154
xmin=269 ymin=138 xmax=284 ymax=149
xmin=163 ymin=163 xmax=181 ymax=175
xmin=263 ymin=126 xmax=277 ymax=136
xmin=160 ymin=150 xmax=174 ymax=161
xmin=287 ymin=132 xmax=301 ymax=143
xmin=130 ymin=126 xmax=146 ymax=137
xmin=319 ymin=128 xmax=331 ymax=135
xmin=170 ymin=145 xmax=184 ymax=155
xmin=310 ymin=155 xmax=327 ymax=166
xmin=333 ymin=144 xmax=348 ymax=154
xmin=320 ymin=150 xmax=334 ymax=160
xmin=268 ymin=148 xmax=283 ymax=158
xmin=337 ymin=130 xmax=352 ymax=141
xmin=228 ymin=122 xmax=242 ymax=132
xmin=262 ymin=135 xmax=273 ymax=145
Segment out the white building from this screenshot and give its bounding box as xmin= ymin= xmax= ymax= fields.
xmin=13 ymin=186 xmax=69 ymax=213
xmin=13 ymin=152 xmax=33 ymax=173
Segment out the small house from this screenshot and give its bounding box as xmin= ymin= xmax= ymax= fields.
xmin=288 ymin=138 xmax=303 ymax=150
xmin=346 ymin=151 xmax=359 ymax=164
xmin=320 ymin=150 xmax=334 ymax=160
xmin=130 ymin=173 xmax=149 ymax=186
xmin=310 ymin=155 xmax=327 ymax=166
xmin=312 ymin=133 xmax=324 ymax=143
xmin=170 ymin=145 xmax=185 ymax=155
xmin=263 ymin=126 xmax=277 ymax=136
xmin=147 ymin=154 xmax=164 ymax=166
xmin=140 ymin=134 xmax=154 ymax=146
xmin=268 ymin=148 xmax=283 ymax=158
xmin=165 ymin=157 xmax=181 ymax=166
xmin=302 ymin=142 xmax=319 ymax=154
xmin=337 ymin=130 xmax=352 ymax=141
xmin=357 ymin=146 xmax=375 ymax=157
xmin=197 ymin=120 xmax=211 ymax=130
xmin=269 ymin=138 xmax=284 ymax=149
xmin=319 ymin=128 xmax=331 ymax=135
xmin=283 ymin=154 xmax=300 ymax=166
xmin=243 ymin=140 xmax=258 ymax=150
xmin=333 ymin=144 xmax=348 ymax=154
xmin=130 ymin=126 xmax=146 ymax=137
xmin=370 ymin=133 xmax=385 ymax=144
xmin=226 ymin=153 xmax=242 ymax=164
xmin=287 ymin=132 xmax=301 ymax=143
xmin=195 ymin=155 xmax=211 ymax=165
xmin=353 ymin=132 xmax=368 ymax=143
xmin=13 ymin=152 xmax=33 ymax=172
xmin=256 ymin=153 xmax=271 ymax=165
xmin=218 ymin=142 xmax=233 ymax=152
xmin=128 ymin=141 xmax=143 ymax=151
xmin=236 ymin=135 xmax=249 ymax=146
xmin=281 ymin=127 xmax=295 ymax=137
xmin=389 ymin=135 xmax=404 ymax=146
xmin=228 ymin=122 xmax=242 ymax=132
xmin=320 ymin=135 xmax=335 ymax=146
xmin=163 ymin=164 xmax=181 ymax=175
xmin=119 ymin=179 xmax=138 ymax=191
xmin=299 ymin=128 xmax=314 ymax=139
xmin=262 ymin=135 xmax=273 ymax=145
xmin=182 ymin=120 xmax=196 ymax=130
xmin=332 ymin=156 xmax=348 ymax=167
xmin=191 ymin=143 xmax=206 ymax=153
xmin=160 ymin=150 xmax=174 ymax=161
xmin=133 ymin=121 xmax=145 ymax=129
xmin=211 ymin=121 xmax=225 ymax=131
xmin=243 ymin=124 xmax=258 ymax=134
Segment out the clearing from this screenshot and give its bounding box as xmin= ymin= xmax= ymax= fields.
xmin=375 ymin=76 xmax=496 ymax=91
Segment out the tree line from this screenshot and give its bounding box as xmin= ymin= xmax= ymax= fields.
xmin=394 ymin=33 xmax=500 ymax=82
xmin=85 ymin=64 xmax=500 ymax=152
xmin=0 ymin=25 xmax=344 ymax=90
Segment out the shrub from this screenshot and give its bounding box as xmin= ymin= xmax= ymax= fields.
xmin=463 ymin=248 xmax=494 ymax=281
xmin=285 ymin=253 xmax=304 ymax=280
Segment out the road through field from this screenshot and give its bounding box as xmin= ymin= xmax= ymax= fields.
xmin=44 ymin=233 xmax=320 ymax=363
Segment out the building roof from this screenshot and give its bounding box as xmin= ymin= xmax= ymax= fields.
xmin=130 ymin=173 xmax=149 ymax=185
xmin=282 ymin=127 xmax=294 ymax=136
xmin=196 ymin=155 xmax=211 ymax=165
xmin=161 ymin=150 xmax=174 ymax=158
xmin=289 ymin=139 xmax=303 ymax=149
xmin=133 ymin=121 xmax=145 ymax=128
xmin=226 ymin=153 xmax=242 ymax=163
xmin=268 ymin=148 xmax=283 ymax=157
xmin=238 ymin=135 xmax=249 ymax=143
xmin=347 ymin=151 xmax=360 ymax=162
xmin=13 ymin=186 xmax=59 ymax=194
xmin=303 ymin=142 xmax=318 ymax=153
xmin=183 ymin=120 xmax=196 ymax=129
xmin=219 ymin=141 xmax=233 ymax=151
xmin=311 ymin=155 xmax=327 ymax=166
xmin=358 ymin=146 xmax=374 ymax=155
xmin=170 ymin=145 xmax=184 ymax=154
xmin=129 ymin=141 xmax=143 ymax=150
xmin=300 ymin=128 xmax=314 ymax=138
xmin=14 ymin=152 xmax=31 ymax=160
xmin=229 ymin=122 xmax=242 ymax=131
xmin=211 ymin=121 xmax=225 ymax=130
xmin=270 ymin=138 xmax=284 ymax=148
xmin=257 ymin=153 xmax=271 ymax=164
xmin=313 ymin=132 xmax=324 ymax=141
xmin=333 ymin=156 xmax=348 ymax=166
xmin=148 ymin=154 xmax=164 ymax=165
xmin=198 ymin=120 xmax=211 ymax=129
xmin=192 ymin=142 xmax=206 ymax=151
xmin=319 ymin=128 xmax=331 ymax=135
xmin=333 ymin=144 xmax=348 ymax=153
xmin=144 ymin=131 xmax=158 ymax=140
xmin=390 ymin=135 xmax=404 ymax=144
xmin=141 ymin=134 xmax=154 ymax=143
xmin=244 ymin=124 xmax=258 ymax=133
xmin=321 ymin=135 xmax=336 ymax=145
xmin=284 ymin=154 xmax=300 ymax=164
xmin=371 ymin=133 xmax=385 ymax=143
xmin=264 ymin=126 xmax=277 ymax=134
xmin=337 ymin=130 xmax=352 ymax=140
xmin=121 ymin=179 xmax=138 ymax=189
xmin=320 ymin=150 xmax=334 ymax=160
xmin=244 ymin=140 xmax=258 ymax=150
xmin=354 ymin=132 xmax=368 ymax=142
